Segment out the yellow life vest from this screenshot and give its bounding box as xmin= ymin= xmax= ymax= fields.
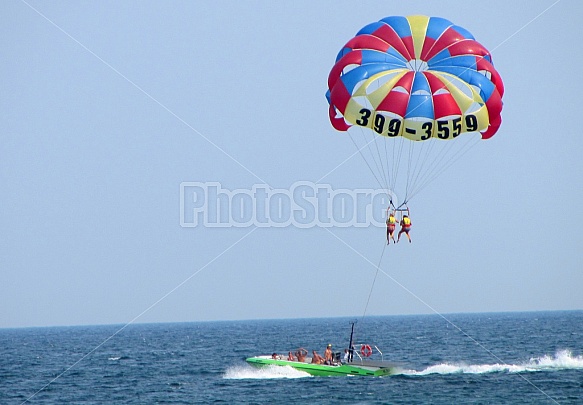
xmin=403 ymin=217 xmax=411 ymax=226
xmin=388 ymin=216 xmax=396 ymax=224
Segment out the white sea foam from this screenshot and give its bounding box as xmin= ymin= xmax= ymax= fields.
xmin=526 ymin=349 xmax=583 ymax=370
xmin=223 ymin=351 xmax=583 ymax=379
xmin=397 ymin=350 xmax=583 ymax=376
xmin=223 ymin=364 xmax=311 ymax=379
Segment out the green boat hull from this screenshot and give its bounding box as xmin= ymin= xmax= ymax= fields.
xmin=245 ymin=356 xmax=396 ymax=377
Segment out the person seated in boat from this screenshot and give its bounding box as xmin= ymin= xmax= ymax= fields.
xmin=311 ymin=350 xmax=324 ymax=364
xmin=386 ymin=209 xmax=397 ymax=244
xmin=324 ymin=344 xmax=334 ymax=365
xmin=397 ymin=209 xmax=412 ymax=243
xmin=287 ymin=351 xmax=295 ymax=361
xmin=295 ymin=347 xmax=308 ymax=362
xmin=271 ymin=352 xmax=278 ymax=360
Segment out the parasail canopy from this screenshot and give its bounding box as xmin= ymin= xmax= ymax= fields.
xmin=326 ymin=15 xmax=504 ymax=204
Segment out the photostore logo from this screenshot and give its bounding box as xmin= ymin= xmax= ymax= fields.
xmin=180 ymin=181 xmax=393 ymax=228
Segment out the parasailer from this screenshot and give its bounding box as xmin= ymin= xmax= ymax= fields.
xmin=326 ymin=15 xmax=504 ymax=240
xmin=397 ymin=208 xmax=412 ymax=243
xmin=386 ymin=208 xmax=397 ymax=244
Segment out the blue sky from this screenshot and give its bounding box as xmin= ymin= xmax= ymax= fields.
xmin=1 ymin=0 xmax=582 ymax=328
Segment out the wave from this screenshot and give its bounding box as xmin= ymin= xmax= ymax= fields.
xmin=398 ymin=350 xmax=583 ymax=376
xmin=108 ymin=356 xmax=130 ymax=361
xmin=223 ymin=364 xmax=311 ymax=379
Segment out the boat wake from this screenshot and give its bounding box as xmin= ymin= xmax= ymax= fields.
xmin=397 ymin=350 xmax=583 ymax=376
xmin=223 ymin=364 xmax=311 ymax=379
xmin=225 ymin=351 xmax=583 ymax=379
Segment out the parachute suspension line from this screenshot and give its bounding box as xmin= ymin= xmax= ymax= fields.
xmin=386 ymin=134 xmax=404 ymax=195
xmin=407 ymin=134 xmax=481 ymax=201
xmin=404 ymin=139 xmax=416 ymax=203
xmin=372 ymin=134 xmax=391 ymax=193
xmin=361 ymin=242 xmax=387 ymax=322
xmin=347 ymin=129 xmax=389 ymax=193
xmin=348 ymin=126 xmax=480 ymax=207
xmin=359 ymin=128 xmax=392 ymax=194
xmin=413 ymin=139 xmax=462 ymax=194
xmin=403 ymin=139 xmax=424 ymax=204
xmin=390 ymin=135 xmax=407 ymax=198
xmin=405 ymin=138 xmax=440 ymax=200
xmin=368 ymin=128 xmax=388 ymax=187
xmin=385 ymin=136 xmax=398 ymax=199
xmin=409 ymin=143 xmax=433 ymax=196
xmin=385 ymin=135 xmax=406 ymax=204
xmin=383 ymin=135 xmax=393 ymax=192
xmin=417 ymin=134 xmax=481 ymax=195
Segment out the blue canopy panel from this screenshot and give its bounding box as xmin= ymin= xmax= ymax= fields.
xmin=431 ymin=66 xmax=496 ymax=101
xmin=428 ymin=48 xmax=492 ymax=67
xmin=427 ymin=48 xmax=453 ymax=65
xmin=339 ymin=63 xmax=404 ymax=95
xmin=429 ymin=55 xmax=479 ymax=70
xmin=335 ymin=47 xmax=352 ymax=61
xmin=355 ymin=21 xmax=386 ymax=37
xmin=405 ymin=73 xmax=434 ymax=119
xmin=359 ymin=49 xmax=408 ymax=67
xmin=450 ymin=25 xmax=476 ymax=41
xmin=425 ymin=17 xmax=454 ymax=40
xmin=378 ymin=16 xmax=412 ymax=38
xmin=335 ymin=42 xmax=409 ymax=65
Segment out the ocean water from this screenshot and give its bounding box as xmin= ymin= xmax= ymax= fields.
xmin=1 ymin=311 xmax=582 ymax=404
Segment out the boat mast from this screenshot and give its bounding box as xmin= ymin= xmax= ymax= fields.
xmin=348 ymin=320 xmax=356 ymax=362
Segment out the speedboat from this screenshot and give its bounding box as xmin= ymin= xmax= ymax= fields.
xmin=245 ymin=321 xmax=401 ymax=377
xmin=245 ymin=355 xmax=398 ymax=376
